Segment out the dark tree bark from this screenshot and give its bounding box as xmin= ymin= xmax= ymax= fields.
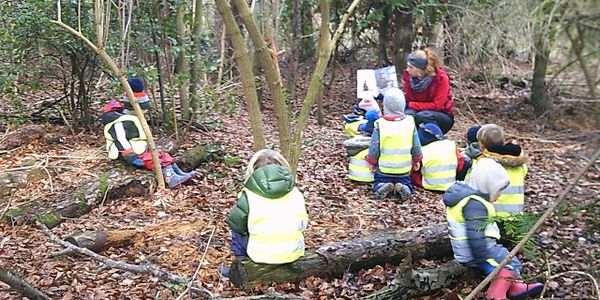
xmin=0 ymin=267 xmax=50 ymax=300
xmin=229 ymin=224 xmax=452 ymax=289
xmin=391 ymin=9 xmax=414 ymax=83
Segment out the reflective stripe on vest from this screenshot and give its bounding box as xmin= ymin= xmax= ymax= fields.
xmin=446 ymin=194 xmax=500 ymax=263
xmin=495 ymin=164 xmax=527 ymax=218
xmin=246 ymin=187 xmax=308 ymax=264
xmin=377 ymin=117 xmax=415 ymax=174
xmin=103 ymin=114 xmax=147 ymax=159
xmin=348 ymin=149 xmax=374 ymax=182
xmin=421 ymin=140 xmax=458 ymax=191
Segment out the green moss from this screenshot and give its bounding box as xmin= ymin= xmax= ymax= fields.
xmin=98 ymin=172 xmax=110 ymax=196
xmin=40 ymin=213 xmax=62 ymax=227
xmin=4 ymin=207 xmax=22 ymax=217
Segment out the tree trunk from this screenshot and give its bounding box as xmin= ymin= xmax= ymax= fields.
xmin=289 ymin=0 xmax=362 ymax=172
xmin=314 ymin=0 xmax=330 ymax=126
xmin=232 ymin=0 xmax=292 ymax=158
xmin=567 ymin=24 xmax=600 ymax=128
xmin=362 ymin=260 xmax=477 ymax=300
xmin=531 ymin=24 xmax=551 ymax=114
xmin=229 ymin=223 xmax=452 ymax=289
xmin=0 ymin=267 xmax=50 ymax=300
xmin=189 ymin=0 xmax=205 ymax=118
xmin=377 ymin=10 xmax=391 ymax=65
xmin=392 ymin=9 xmax=414 ymax=82
xmin=214 ymin=0 xmax=266 ymax=151
xmin=176 ymin=3 xmax=191 ymax=121
xmin=286 ymin=0 xmax=301 ymax=102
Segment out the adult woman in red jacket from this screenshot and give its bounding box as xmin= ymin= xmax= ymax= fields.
xmin=403 ymin=48 xmax=454 ymax=134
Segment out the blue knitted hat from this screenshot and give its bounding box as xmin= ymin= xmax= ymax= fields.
xmin=127 ymin=77 xmax=144 ymax=93
xmin=418 ymin=122 xmax=444 ymax=146
xmin=466 ymin=125 xmax=481 ymax=144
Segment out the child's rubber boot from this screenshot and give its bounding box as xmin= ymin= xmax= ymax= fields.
xmin=394 ymin=183 xmax=412 ymax=201
xmin=172 ymin=163 xmax=198 ymax=178
xmin=485 ymin=269 xmax=514 ymax=300
xmin=163 ymin=165 xmax=194 ymax=188
xmin=508 ymin=279 xmax=543 ymax=299
xmin=374 ymin=182 xmax=394 ymax=200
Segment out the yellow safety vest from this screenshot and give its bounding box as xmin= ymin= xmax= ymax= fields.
xmin=421 ymin=140 xmax=458 ymax=191
xmin=246 ymin=187 xmax=308 ymax=264
xmin=495 ymin=165 xmax=527 ymax=218
xmin=344 ymin=120 xmax=367 ymax=137
xmin=465 ymin=157 xmax=527 ymax=219
xmin=377 ymin=116 xmax=415 ymax=174
xmin=446 ymin=194 xmax=500 ymax=263
xmin=103 ymin=114 xmax=147 ymax=159
xmin=348 ymin=148 xmax=374 ymax=183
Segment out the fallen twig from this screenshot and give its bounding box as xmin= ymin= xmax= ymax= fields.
xmin=176 ymin=225 xmax=217 ymax=300
xmin=464 ymin=148 xmax=600 ymax=300
xmin=542 ymin=271 xmax=600 ymax=300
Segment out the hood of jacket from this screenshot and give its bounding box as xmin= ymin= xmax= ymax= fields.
xmin=443 ymin=181 xmax=487 ymax=207
xmin=484 ymin=143 xmax=527 ymax=167
xmin=464 ymin=142 xmax=482 ymax=159
xmin=101 ymin=110 xmax=124 ymax=125
xmin=244 ymin=164 xmax=295 ymax=199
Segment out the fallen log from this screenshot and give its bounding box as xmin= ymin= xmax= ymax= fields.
xmin=229 ymin=223 xmax=452 ymax=290
xmin=0 ymin=266 xmax=50 ymax=300
xmin=3 ymin=167 xmax=152 ymax=228
xmin=176 ymin=144 xmax=220 ymax=171
xmin=64 ymin=220 xmax=207 ymax=253
xmin=361 ymin=259 xmax=478 ymax=300
xmin=65 ymin=230 xmax=137 ymax=253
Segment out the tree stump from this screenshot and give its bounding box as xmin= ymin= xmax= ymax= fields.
xmin=229 ymin=224 xmax=452 ymax=290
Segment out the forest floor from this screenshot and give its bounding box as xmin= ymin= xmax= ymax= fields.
xmin=0 ymin=63 xmax=599 ymax=300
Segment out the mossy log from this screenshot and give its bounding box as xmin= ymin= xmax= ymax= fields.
xmin=176 ymin=144 xmax=217 ymax=170
xmin=2 ymin=167 xmax=151 ymax=228
xmin=229 ymin=224 xmax=452 ymax=290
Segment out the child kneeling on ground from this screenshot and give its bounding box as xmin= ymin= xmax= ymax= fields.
xmin=226 ymin=149 xmax=309 ymax=265
xmin=365 ymin=88 xmax=422 ymax=201
xmin=443 ymin=158 xmax=542 ymax=299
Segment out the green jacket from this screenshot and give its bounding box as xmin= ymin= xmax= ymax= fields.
xmin=226 ymin=164 xmax=296 ymax=235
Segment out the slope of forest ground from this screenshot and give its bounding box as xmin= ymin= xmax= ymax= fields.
xmin=0 ymin=63 xmax=598 ymax=300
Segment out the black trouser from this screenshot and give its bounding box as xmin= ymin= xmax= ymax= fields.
xmin=405 ymin=109 xmax=454 ymax=134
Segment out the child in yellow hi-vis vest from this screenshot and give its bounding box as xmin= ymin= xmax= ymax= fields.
xmin=443 ymin=158 xmax=542 ymax=299
xmin=365 ymin=88 xmax=422 ymax=201
xmin=466 ymin=124 xmax=529 ymax=219
xmin=226 ymin=149 xmax=308 ymax=266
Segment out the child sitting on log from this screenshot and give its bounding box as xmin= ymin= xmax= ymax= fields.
xmin=226 ymin=149 xmax=309 ymax=264
xmin=443 ymin=158 xmax=542 ymax=299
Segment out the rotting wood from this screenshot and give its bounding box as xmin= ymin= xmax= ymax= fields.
xmin=361 ymin=259 xmax=478 ymax=300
